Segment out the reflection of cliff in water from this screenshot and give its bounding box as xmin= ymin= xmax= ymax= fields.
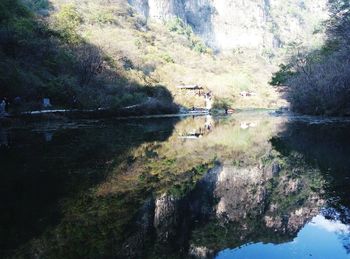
xmin=122 ymin=157 xmax=324 ymax=258
xmin=118 ymin=114 xmax=326 ymax=258
xmin=11 ymin=113 xmax=336 ymax=258
xmin=178 ymin=115 xmax=214 ymax=139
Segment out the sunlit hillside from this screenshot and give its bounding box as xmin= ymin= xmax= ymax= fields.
xmin=1 ymin=0 xmax=293 ymax=112
xmin=53 ymin=0 xmax=288 ymax=109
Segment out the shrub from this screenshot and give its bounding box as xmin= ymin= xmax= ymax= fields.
xmin=213 ymin=98 xmax=233 ymax=110
xmin=0 ymin=0 xmax=30 ymax=23
xmin=191 ymin=37 xmax=208 ymax=54
xmin=91 ymin=10 xmax=115 ymax=25
xmin=74 ymin=44 xmax=104 ymax=86
xmin=54 ymin=4 xmax=83 ymax=44
xmin=160 ymin=53 xmax=174 ymax=63
xmin=0 ymin=0 xmax=180 ymax=113
xmin=23 ymin=0 xmax=51 ymax=11
xmin=166 ymin=17 xmax=192 ymax=38
xmin=270 ymin=64 xmax=295 ymax=86
xmin=166 ymin=17 xmax=210 ymax=54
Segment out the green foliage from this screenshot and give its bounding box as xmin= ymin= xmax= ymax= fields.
xmin=0 ymin=0 xmax=31 ymax=23
xmin=191 ymin=37 xmax=208 ymax=54
xmin=166 ymin=17 xmax=210 ymax=54
xmin=168 ymin=163 xmax=211 ymax=198
xmin=269 ymin=64 xmax=294 ymax=86
xmin=160 ymin=53 xmax=175 ymax=63
xmin=23 ymin=0 xmax=51 ymax=11
xmin=90 ymin=10 xmax=115 ymax=25
xmin=44 ymin=75 xmax=77 ymax=103
xmin=12 ymin=16 xmax=36 ymax=37
xmin=0 ymin=0 xmax=179 ymax=113
xmin=166 ymin=17 xmax=192 ymax=38
xmin=134 ymin=39 xmax=142 ymax=48
xmin=55 ymin=4 xmax=83 ymax=44
xmin=213 ymin=98 xmax=233 ymax=110
xmin=271 ymin=1 xmax=350 ymax=115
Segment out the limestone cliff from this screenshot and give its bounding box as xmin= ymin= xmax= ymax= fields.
xmin=128 ymin=0 xmax=328 ymax=50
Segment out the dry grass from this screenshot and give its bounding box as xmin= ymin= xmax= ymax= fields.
xmin=49 ymin=0 xmax=284 ymax=109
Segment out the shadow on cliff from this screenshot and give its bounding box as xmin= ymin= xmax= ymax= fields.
xmin=185 ymin=1 xmax=217 ymax=52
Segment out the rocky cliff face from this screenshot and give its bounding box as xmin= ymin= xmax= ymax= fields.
xmin=128 ymin=0 xmax=328 ymax=50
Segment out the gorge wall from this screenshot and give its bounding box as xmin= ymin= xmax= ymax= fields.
xmin=128 ymin=0 xmax=328 ymax=50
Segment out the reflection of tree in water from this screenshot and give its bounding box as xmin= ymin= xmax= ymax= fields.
xmin=177 ymin=115 xmax=215 ymax=139
xmin=10 ymin=114 xmax=339 ymax=258
xmin=272 ymin=118 xmax=350 ymax=256
xmin=119 ymin=149 xmax=325 ymax=258
xmin=115 ymin=115 xmax=326 ymax=257
xmin=343 ymin=235 xmax=350 ymax=254
xmin=0 ymin=118 xmax=178 ymax=256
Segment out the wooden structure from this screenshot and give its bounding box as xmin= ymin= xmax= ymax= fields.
xmin=177 ymin=84 xmax=204 ymax=96
xmin=178 ymin=115 xmax=214 ymax=139
xmin=176 ymin=84 xmax=203 ymax=90
xmin=177 ymin=84 xmax=214 ymax=111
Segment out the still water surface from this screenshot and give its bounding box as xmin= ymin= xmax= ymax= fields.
xmin=1 ymin=111 xmax=350 ymax=258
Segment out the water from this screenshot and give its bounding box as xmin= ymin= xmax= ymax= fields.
xmin=1 ymin=111 xmax=350 ymax=258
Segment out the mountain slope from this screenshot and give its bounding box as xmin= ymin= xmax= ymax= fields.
xmin=129 ymin=0 xmax=328 ymax=51
xmin=50 ymin=0 xmax=287 ymax=109
xmin=1 ymin=0 xmax=329 ymax=113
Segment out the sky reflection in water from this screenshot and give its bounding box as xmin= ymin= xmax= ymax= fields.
xmin=218 ymin=215 xmax=350 ymax=259
xmin=1 ymin=112 xmax=350 ymax=258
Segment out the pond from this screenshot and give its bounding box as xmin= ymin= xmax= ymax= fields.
xmin=1 ymin=111 xmax=350 ymax=258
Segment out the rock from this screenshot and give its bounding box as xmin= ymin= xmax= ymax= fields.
xmin=264 ymin=215 xmax=283 ymax=230
xmin=284 ymin=178 xmax=301 ymax=194
xmin=189 ymin=244 xmax=214 ymax=258
xmin=154 ymin=193 xmax=179 ymax=243
xmin=129 ymin=0 xmax=328 ymax=50
xmin=215 ymin=165 xmax=268 ymax=221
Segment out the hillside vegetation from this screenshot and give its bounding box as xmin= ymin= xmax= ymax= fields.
xmin=0 ymin=0 xmax=179 ymax=114
xmin=271 ymin=0 xmax=350 ymax=116
xmin=0 ymin=0 xmax=286 ymax=114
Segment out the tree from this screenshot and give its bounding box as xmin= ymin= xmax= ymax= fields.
xmin=75 ymin=44 xmax=104 ymax=86
xmin=327 ymin=0 xmax=350 ymax=44
xmin=269 ymin=0 xmax=350 ymax=115
xmin=270 ymin=64 xmax=294 ymax=86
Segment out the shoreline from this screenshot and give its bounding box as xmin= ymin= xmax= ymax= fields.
xmin=0 ymin=108 xmax=208 ymax=125
xmin=3 ymin=106 xmax=350 ymax=121
xmin=2 ymin=108 xmax=350 ymax=129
